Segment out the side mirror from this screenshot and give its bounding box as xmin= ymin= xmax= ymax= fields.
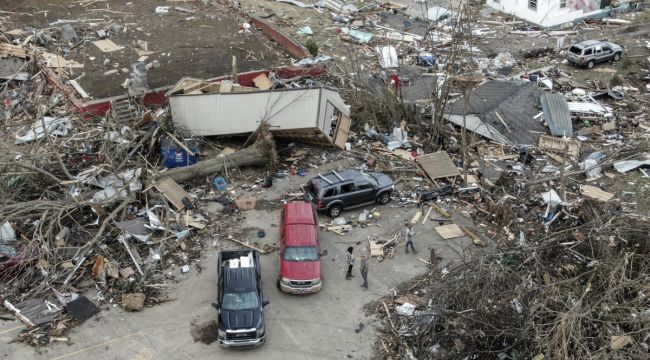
xmin=319 ymin=249 xmax=328 ymax=257
xmin=262 ymin=299 xmax=270 ymax=307
xmin=211 ymin=302 xmax=219 ymax=310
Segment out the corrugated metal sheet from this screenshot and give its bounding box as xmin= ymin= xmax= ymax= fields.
xmin=170 ymin=87 xmax=349 ymax=137
xmin=444 ymin=114 xmax=512 ymax=145
xmin=541 ymin=93 xmax=572 ymax=137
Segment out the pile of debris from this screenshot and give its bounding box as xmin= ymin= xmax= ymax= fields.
xmin=370 ymin=210 xmax=650 ymax=359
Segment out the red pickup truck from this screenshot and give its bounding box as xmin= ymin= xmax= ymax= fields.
xmin=277 ymin=202 xmax=322 ymax=294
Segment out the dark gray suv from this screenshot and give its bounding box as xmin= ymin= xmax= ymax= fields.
xmin=303 ymin=170 xmax=394 ymax=218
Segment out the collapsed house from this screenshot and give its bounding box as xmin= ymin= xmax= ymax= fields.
xmin=167 ymin=79 xmax=351 ymax=148
xmin=444 ymin=81 xmax=547 ymax=146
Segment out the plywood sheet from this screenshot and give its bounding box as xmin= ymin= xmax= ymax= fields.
xmin=417 ymin=151 xmax=460 ymax=180
xmin=92 ymin=39 xmax=123 ymax=52
xmin=42 ymin=52 xmax=84 ymax=68
xmin=153 ymin=176 xmax=192 ymax=210
xmin=435 ymin=223 xmax=464 ymax=239
xmin=334 ymin=115 xmax=351 ymax=149
xmin=252 ymin=73 xmax=273 ymax=90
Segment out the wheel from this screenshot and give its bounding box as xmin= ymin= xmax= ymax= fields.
xmin=377 ymin=192 xmax=391 ymax=205
xmin=276 ymin=278 xmax=281 ymax=290
xmin=613 ymin=52 xmax=621 ymax=61
xmin=587 ymin=60 xmax=594 ymax=69
xmin=327 ymin=205 xmax=342 ymax=218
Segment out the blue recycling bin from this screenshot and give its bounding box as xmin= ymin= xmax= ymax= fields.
xmin=160 ymin=137 xmax=199 ymax=168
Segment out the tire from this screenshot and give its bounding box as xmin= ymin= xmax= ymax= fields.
xmin=587 ymin=60 xmax=594 ymax=69
xmin=327 ymin=205 xmax=342 ymax=218
xmin=276 ymin=278 xmax=281 ymax=291
xmin=377 ymin=192 xmax=391 ymax=205
xmin=613 ymin=52 xmax=621 ymax=61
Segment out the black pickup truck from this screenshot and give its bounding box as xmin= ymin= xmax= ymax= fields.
xmin=213 ymin=250 xmax=269 ymax=348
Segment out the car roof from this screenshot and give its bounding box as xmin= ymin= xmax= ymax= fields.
xmin=573 ymin=40 xmax=602 ymax=47
xmin=284 ymin=202 xmax=316 ymax=225
xmin=223 ymin=267 xmax=256 ymax=291
xmin=285 ymin=224 xmax=318 ymax=246
xmin=309 ymin=169 xmax=365 ymax=188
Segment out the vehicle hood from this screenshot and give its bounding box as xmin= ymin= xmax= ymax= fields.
xmin=605 ymin=42 xmax=622 ymax=51
xmin=219 ymin=308 xmax=261 ymax=330
xmin=371 ymin=172 xmax=394 ymax=188
xmin=281 ymin=260 xmax=321 ymax=280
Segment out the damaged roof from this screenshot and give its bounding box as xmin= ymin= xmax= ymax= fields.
xmin=446 ymin=81 xmax=546 ymax=146
xmin=540 ymin=92 xmax=572 ymax=137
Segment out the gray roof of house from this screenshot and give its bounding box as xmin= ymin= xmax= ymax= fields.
xmin=447 ymin=81 xmax=546 ymax=146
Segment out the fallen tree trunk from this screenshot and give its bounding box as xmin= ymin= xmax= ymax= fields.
xmin=154 ymin=131 xmax=276 ymax=183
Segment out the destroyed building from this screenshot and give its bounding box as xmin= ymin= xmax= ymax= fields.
xmin=1 ymin=0 xmax=650 ymax=359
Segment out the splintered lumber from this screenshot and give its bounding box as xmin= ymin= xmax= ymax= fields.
xmin=155 ymin=134 xmax=274 ymax=183
xmin=431 ymin=202 xmax=450 ymax=218
xmin=462 ymin=226 xmax=487 ymax=247
xmin=410 ymin=211 xmax=422 ymax=224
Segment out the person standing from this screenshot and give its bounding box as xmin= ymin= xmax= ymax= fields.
xmin=345 ymin=247 xmax=355 ymax=280
xmin=405 ymin=223 xmax=417 ymax=254
xmin=359 ymin=255 xmax=369 ymax=290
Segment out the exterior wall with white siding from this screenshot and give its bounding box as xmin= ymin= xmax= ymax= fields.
xmin=486 ymin=0 xmax=604 ymax=28
xmin=169 ymin=88 xmax=349 ymax=137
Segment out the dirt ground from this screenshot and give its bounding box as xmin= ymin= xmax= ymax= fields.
xmin=1 ymin=0 xmax=290 ymax=98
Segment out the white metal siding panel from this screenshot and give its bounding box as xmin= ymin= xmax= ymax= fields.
xmin=170 ymin=89 xmax=322 ymax=136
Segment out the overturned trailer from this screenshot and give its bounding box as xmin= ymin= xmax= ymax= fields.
xmin=168 ymin=85 xmax=351 ymax=148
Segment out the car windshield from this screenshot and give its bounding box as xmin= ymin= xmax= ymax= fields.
xmin=361 ymin=172 xmax=379 ymax=187
xmin=284 ymin=246 xmax=319 ymax=262
xmin=222 ymin=291 xmax=259 ymax=311
xmin=569 ymin=46 xmax=582 ymax=55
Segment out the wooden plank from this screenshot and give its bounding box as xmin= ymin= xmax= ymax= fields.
xmin=68 ymin=79 xmax=89 ymax=98
xmin=431 ymin=202 xmax=450 ymax=218
xmin=410 ymin=211 xmax=422 ymax=224
xmin=417 ymin=151 xmax=460 ymax=180
xmin=153 ymin=176 xmax=193 ymax=210
xmin=434 ymin=224 xmax=464 ymax=239
xmin=462 ymin=226 xmax=487 ymax=247
xmin=252 ymin=73 xmax=273 ymax=90
xmin=421 ymin=206 xmax=433 ymax=224
xmin=581 ymin=185 xmax=614 ymax=202
xmin=334 ymin=115 xmax=351 ymax=149
xmin=92 ymin=39 xmax=123 ymax=52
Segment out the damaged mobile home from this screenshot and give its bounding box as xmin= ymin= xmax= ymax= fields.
xmin=167 ymin=80 xmax=351 ymax=148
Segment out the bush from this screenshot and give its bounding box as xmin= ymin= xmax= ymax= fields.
xmin=305 ymin=38 xmax=318 ymax=56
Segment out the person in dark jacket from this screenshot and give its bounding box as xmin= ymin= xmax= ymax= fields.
xmin=345 ymin=246 xmax=355 ymax=280
xmin=359 ymin=255 xmax=369 ymax=290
